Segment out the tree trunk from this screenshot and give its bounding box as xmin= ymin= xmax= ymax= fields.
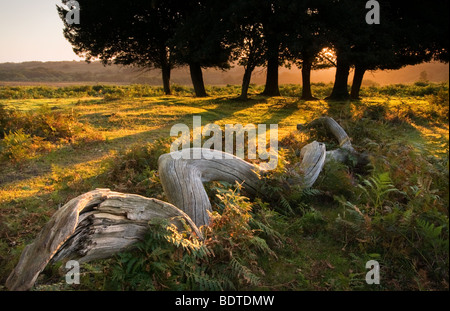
xmin=298 ymin=117 xmax=370 ymax=167
xmin=262 ymin=38 xmax=280 ymax=97
xmin=326 ymin=53 xmax=351 ymax=100
xmin=238 ymin=66 xmax=254 ymax=100
xmin=189 ymin=62 xmax=208 ymax=97
xmin=350 ymin=65 xmax=366 ymax=100
xmin=301 ymin=58 xmax=317 ymax=100
xmin=5 ymin=189 xmax=200 ymax=291
xmin=162 ymin=64 xmax=171 ymax=96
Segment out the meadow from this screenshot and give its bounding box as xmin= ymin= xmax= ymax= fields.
xmin=0 ymin=82 xmax=448 ymax=291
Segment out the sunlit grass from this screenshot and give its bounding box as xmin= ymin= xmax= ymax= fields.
xmin=0 ymin=83 xmax=448 ymax=290
xmin=1 ymin=92 xmax=447 ymax=204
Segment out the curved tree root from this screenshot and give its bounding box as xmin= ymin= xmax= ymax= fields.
xmin=158 ymin=143 xmax=326 ymax=228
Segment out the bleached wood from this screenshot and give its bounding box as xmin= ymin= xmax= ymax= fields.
xmin=298 ymin=117 xmax=369 ymax=166
xmin=296 ymin=141 xmax=327 ymax=188
xmin=6 ymin=117 xmax=363 ymax=292
xmin=6 ymin=189 xmax=200 ymax=291
xmin=158 ymin=148 xmax=261 ymax=228
xmin=158 ymin=143 xmax=326 ymax=227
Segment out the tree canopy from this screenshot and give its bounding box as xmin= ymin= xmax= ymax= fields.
xmin=58 ymin=0 xmax=449 ymax=99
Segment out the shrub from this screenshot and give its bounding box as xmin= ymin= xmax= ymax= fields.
xmin=0 ymin=130 xmax=35 ymax=163
xmin=0 ymin=105 xmax=103 ymax=163
xmin=106 ymin=184 xmax=278 ymax=291
xmin=426 ymin=89 xmax=449 ymax=121
xmin=104 ymin=138 xmax=172 ymax=198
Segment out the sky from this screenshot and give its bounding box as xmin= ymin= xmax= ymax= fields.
xmin=0 ymin=0 xmax=82 ymax=62
xmin=0 ymin=1 xmax=447 ymax=83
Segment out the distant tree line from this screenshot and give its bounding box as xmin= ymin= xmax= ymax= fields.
xmin=58 ymin=0 xmax=449 ymax=100
xmin=0 ymin=66 xmax=157 ymax=83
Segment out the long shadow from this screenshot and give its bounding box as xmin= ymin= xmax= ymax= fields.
xmin=2 ymin=96 xmax=440 ymax=261
xmin=260 ymin=98 xmax=303 ymax=126
xmin=0 ymin=96 xmax=263 ymax=187
xmin=320 ymin=98 xmax=441 ymax=151
xmin=321 ymin=98 xmax=352 ymax=120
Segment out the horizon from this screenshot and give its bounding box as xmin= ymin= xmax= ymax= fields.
xmin=0 ymin=59 xmax=448 ymax=86
xmin=0 ymin=1 xmax=448 ymax=85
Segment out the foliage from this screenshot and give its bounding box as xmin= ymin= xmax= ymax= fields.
xmin=0 ymin=130 xmax=50 ymax=163
xmin=103 ymin=138 xmax=173 ymax=198
xmin=426 ymin=88 xmax=449 ymax=121
xmin=0 ymin=104 xmax=103 ymax=163
xmin=332 ymin=169 xmax=449 ymax=290
xmin=107 ymin=218 xmax=216 ymax=291
xmin=1 ymin=85 xmax=448 ymax=291
xmin=357 ymin=172 xmax=404 ymax=215
xmin=106 ymin=184 xmax=279 ymax=291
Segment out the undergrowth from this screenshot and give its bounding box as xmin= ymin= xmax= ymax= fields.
xmin=1 ymin=82 xmax=448 ymax=291
xmin=105 ymin=184 xmax=280 ymax=291
xmin=0 ymin=104 xmax=103 ymax=163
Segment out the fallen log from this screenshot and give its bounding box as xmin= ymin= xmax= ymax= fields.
xmin=5 ymin=189 xmax=200 ymax=291
xmin=158 ymin=142 xmax=326 ymax=228
xmin=297 ymin=117 xmax=370 ymax=166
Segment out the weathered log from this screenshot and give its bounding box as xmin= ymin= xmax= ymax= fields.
xmin=158 ymin=148 xmax=261 ymax=228
xmin=158 ymin=143 xmax=326 ymax=227
xmin=6 ymin=189 xmax=200 ymax=291
xmin=297 ymin=117 xmax=369 ymax=166
xmin=289 ymin=141 xmax=327 ymax=188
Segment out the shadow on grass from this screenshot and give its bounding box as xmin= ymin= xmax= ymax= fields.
xmin=0 ymin=96 xmax=265 ymax=187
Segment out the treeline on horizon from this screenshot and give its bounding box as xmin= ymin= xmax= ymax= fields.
xmin=1 ymin=82 xmax=448 ymax=101
xmin=0 ymin=62 xmax=175 ymax=85
xmin=1 ymin=61 xmax=448 ymax=87
xmin=54 ymin=0 xmax=447 ymax=100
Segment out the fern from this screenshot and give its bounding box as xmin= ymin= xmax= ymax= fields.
xmin=280 ymin=194 xmax=295 ymax=215
xmin=107 ymin=183 xmax=279 ymax=291
xmin=358 ymin=172 xmax=403 ymax=214
xmin=416 ymin=219 xmax=448 ymax=252
xmin=230 ymin=257 xmax=261 ymax=286
xmin=333 ymin=195 xmax=371 ymax=245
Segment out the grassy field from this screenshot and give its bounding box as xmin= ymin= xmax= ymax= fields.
xmin=0 ymin=83 xmax=448 ymax=291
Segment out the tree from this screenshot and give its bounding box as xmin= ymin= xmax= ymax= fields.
xmin=258 ymin=0 xmax=289 ymax=97
xmin=234 ymin=23 xmax=266 ymax=100
xmin=316 ymin=0 xmax=365 ymax=101
xmin=284 ymin=1 xmax=329 ymax=100
xmin=226 ymin=0 xmax=267 ymax=100
xmin=170 ymin=0 xmax=232 ymax=97
xmin=349 ymin=0 xmax=449 ymax=100
xmin=57 ymin=0 xmax=181 ymax=95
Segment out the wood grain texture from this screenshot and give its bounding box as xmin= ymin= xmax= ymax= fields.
xmin=6 ymin=189 xmax=200 ymax=291
xmin=158 ymin=148 xmax=261 ymax=228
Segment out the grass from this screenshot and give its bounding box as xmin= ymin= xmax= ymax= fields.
xmin=0 ymin=83 xmax=448 ymax=291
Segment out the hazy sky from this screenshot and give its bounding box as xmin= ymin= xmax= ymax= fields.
xmin=0 ymin=0 xmax=82 ymax=62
